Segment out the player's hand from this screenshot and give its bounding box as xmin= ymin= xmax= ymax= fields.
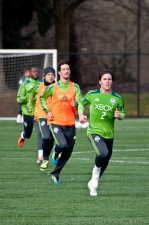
xmin=70 ymin=99 xmax=77 ymax=107
xmin=79 ymin=113 xmax=87 ymax=124
xmin=114 ymin=108 xmax=121 ymax=119
xmin=47 ymin=112 xmax=54 ymax=121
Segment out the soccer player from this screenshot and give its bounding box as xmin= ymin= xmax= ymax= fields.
xmin=40 ymin=60 xmax=83 ymax=184
xmin=34 ymin=67 xmax=55 ymax=171
xmin=17 ymin=66 xmax=43 ymax=163
xmin=16 ymin=68 xmax=31 ymax=123
xmin=79 ymin=70 xmax=125 ymax=196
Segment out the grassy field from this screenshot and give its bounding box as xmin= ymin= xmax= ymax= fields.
xmin=121 ymin=93 xmax=149 ymax=117
xmin=0 ymin=119 xmax=149 ymax=225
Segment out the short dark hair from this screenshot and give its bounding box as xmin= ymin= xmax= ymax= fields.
xmin=57 ymin=60 xmax=70 ymax=71
xmin=98 ymin=69 xmax=114 ymax=80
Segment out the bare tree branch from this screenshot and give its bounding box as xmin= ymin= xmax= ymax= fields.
xmin=103 ymin=0 xmax=149 ymax=20
xmin=67 ymin=0 xmax=92 ymax=17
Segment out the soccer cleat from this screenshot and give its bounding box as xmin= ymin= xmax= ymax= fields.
xmin=40 ymin=160 xmax=49 ymax=171
xmin=37 ymin=156 xmax=43 ymax=164
xmin=52 ymin=149 xmax=59 ymax=165
xmin=52 ymin=175 xmax=61 ymax=184
xmin=18 ymin=135 xmax=25 ymax=148
xmin=88 ymin=180 xmax=97 ymax=196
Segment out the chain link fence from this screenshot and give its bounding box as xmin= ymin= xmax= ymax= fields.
xmin=0 ymin=51 xmax=148 ymax=117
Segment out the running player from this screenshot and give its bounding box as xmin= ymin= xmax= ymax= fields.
xmin=34 ymin=67 xmax=55 ymax=171
xmin=16 ymin=68 xmax=31 ymax=123
xmin=40 ymin=60 xmax=83 ymax=184
xmin=79 ymin=69 xmax=125 ymax=196
xmin=17 ymin=66 xmax=43 ymax=163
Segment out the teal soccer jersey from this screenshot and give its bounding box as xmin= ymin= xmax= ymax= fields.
xmin=80 ymin=88 xmax=125 ymax=139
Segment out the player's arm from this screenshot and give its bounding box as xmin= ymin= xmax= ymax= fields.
xmin=17 ymin=81 xmax=27 ymax=103
xmin=115 ymin=97 xmax=125 ymax=120
xmin=72 ymin=84 xmax=82 ymax=109
xmin=40 ymin=84 xmax=54 ymax=114
xmin=18 ymin=77 xmax=23 ymax=89
xmin=27 ymin=84 xmax=40 ymax=113
xmin=28 ymin=84 xmax=39 ymax=102
xmin=78 ymin=92 xmax=90 ymax=113
xmin=77 ymin=91 xmax=90 ymax=123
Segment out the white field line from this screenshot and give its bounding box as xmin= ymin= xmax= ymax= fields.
xmin=72 ymin=149 xmax=149 ymax=164
xmin=72 ymin=158 xmax=149 ymax=164
xmin=1 ymin=149 xmax=149 ymax=165
xmin=110 ymin=160 xmax=149 ymax=164
xmin=1 ymin=157 xmax=149 ymax=165
xmin=1 ymin=156 xmax=149 ymax=165
xmin=72 ymin=149 xmax=149 ymax=154
xmin=0 ymin=117 xmax=16 ymax=120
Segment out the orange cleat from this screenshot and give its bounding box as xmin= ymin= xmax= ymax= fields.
xmin=18 ymin=135 xmax=25 ymax=148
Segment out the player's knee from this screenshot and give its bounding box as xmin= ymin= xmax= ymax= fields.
xmin=103 ymin=153 xmax=109 ymax=159
xmin=58 ymin=143 xmax=68 ymax=149
xmin=42 ymin=134 xmax=51 ymax=140
xmin=42 ymin=138 xmax=49 ymax=144
xmin=100 ymin=151 xmax=109 ymax=159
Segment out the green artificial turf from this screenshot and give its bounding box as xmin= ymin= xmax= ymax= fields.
xmin=0 ymin=119 xmax=149 ymax=225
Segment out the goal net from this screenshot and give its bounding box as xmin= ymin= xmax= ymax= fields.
xmin=0 ymin=49 xmax=57 ymax=118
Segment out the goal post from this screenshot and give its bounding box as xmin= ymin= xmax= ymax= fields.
xmin=0 ymin=49 xmax=57 ymax=118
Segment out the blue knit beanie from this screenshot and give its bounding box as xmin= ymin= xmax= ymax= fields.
xmin=43 ymin=67 xmax=55 ymax=76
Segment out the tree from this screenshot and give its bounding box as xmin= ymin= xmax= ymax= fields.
xmin=2 ymin=0 xmax=149 ymax=87
xmin=52 ymin=0 xmax=88 ymax=58
xmin=2 ymin=0 xmax=34 ymax=48
xmin=2 ymin=0 xmax=90 ymax=58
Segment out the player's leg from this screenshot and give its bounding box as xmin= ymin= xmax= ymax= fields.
xmin=18 ymin=115 xmax=34 ymax=147
xmin=51 ymin=126 xmax=76 ymax=177
xmin=34 ymin=120 xmax=43 ymax=164
xmin=87 ymin=134 xmax=111 ymax=196
xmin=50 ymin=125 xmax=75 ymax=184
xmin=39 ymin=118 xmax=55 ymax=160
xmin=100 ymin=138 xmax=113 ymax=176
xmin=63 ymin=125 xmax=76 ymax=163
xmin=51 ymin=141 xmax=75 ymax=184
xmin=50 ymin=124 xmax=68 ymax=165
xmin=38 ymin=118 xmax=54 ymax=171
xmin=23 ymin=115 xmax=34 ymax=138
xmin=16 ymin=103 xmax=22 ymax=123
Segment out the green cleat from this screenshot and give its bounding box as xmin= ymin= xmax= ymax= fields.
xmin=40 ymin=160 xmax=49 ymax=171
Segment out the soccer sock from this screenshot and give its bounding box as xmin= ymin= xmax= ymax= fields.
xmin=92 ymin=165 xmax=101 ymax=178
xmin=38 ymin=149 xmax=43 ymax=157
xmin=42 ymin=139 xmax=51 ymax=160
xmin=21 ymin=132 xmax=25 ymax=139
xmin=21 ymin=115 xmax=24 ymax=123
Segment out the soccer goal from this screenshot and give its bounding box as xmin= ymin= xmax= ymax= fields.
xmin=0 ymin=49 xmax=57 ymax=118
